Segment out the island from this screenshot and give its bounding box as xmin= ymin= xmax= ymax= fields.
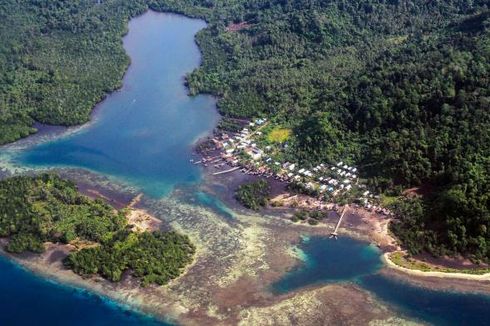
xmin=0 ymin=174 xmax=195 ymax=286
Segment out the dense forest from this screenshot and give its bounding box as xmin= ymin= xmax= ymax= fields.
xmin=65 ymin=230 xmax=195 ymax=286
xmin=0 ymin=1 xmax=488 ymax=259
xmin=0 ymin=174 xmax=194 ymax=285
xmin=235 ymin=179 xmax=271 ymax=210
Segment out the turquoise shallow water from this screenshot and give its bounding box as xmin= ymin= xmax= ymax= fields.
xmin=1 ymin=10 xmax=490 ymax=326
xmin=271 ymin=236 xmax=383 ymax=294
xmin=14 ymin=11 xmax=218 ymax=198
xmin=272 ymin=235 xmax=490 ymax=325
xmin=194 ymin=191 xmax=235 ymax=219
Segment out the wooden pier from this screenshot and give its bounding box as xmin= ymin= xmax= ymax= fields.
xmin=212 ymin=167 xmax=240 ymax=175
xmin=330 ymin=205 xmax=348 ymax=239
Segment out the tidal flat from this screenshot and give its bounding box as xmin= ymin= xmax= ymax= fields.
xmin=3 ymin=168 xmax=414 ymax=325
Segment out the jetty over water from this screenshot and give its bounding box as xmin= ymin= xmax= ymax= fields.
xmin=330 ymin=205 xmax=348 ymax=239
xmin=212 ymin=166 xmax=240 ymax=175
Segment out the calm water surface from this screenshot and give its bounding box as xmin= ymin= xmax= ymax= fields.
xmin=15 ymin=11 xmax=218 ymax=198
xmin=272 ymin=235 xmax=490 ymax=325
xmin=360 ymin=274 xmax=490 ymax=326
xmin=2 ymin=10 xmax=490 ymax=326
xmin=271 ymin=236 xmax=383 ymax=294
xmin=0 ymin=256 xmax=169 ymax=325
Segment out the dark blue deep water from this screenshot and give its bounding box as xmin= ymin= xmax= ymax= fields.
xmin=0 ymin=256 xmax=168 ymax=325
xmin=1 ymin=10 xmax=490 ymax=326
xmin=360 ymin=274 xmax=490 ymax=326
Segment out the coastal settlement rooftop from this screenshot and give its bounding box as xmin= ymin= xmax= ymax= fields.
xmin=200 ymin=118 xmax=391 ymax=215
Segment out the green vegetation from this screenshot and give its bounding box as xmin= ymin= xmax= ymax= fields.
xmin=65 ymin=230 xmax=195 ymax=286
xmin=267 ymin=127 xmax=291 ymax=144
xmin=0 ymin=174 xmax=125 ymax=253
xmin=235 ymin=179 xmax=270 ymax=210
xmin=0 ymin=174 xmax=194 ymax=285
xmin=190 ymin=1 xmax=489 ymax=261
xmin=292 ymin=210 xmax=325 ymax=225
xmin=390 ymin=196 xmax=489 ymax=262
xmin=389 ymin=251 xmax=490 ymax=275
xmin=1 ymin=1 xmax=488 ymax=259
xmin=380 ymin=195 xmax=398 ymax=207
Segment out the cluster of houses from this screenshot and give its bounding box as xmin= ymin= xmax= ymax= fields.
xmin=205 ymin=119 xmax=392 ymax=215
xmin=219 ymin=123 xmax=358 ymax=194
xmin=219 ymin=119 xmax=268 ymax=161
xmin=281 ymin=161 xmax=358 ymax=196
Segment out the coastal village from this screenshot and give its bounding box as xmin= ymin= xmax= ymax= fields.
xmin=195 ymin=118 xmax=393 ymax=217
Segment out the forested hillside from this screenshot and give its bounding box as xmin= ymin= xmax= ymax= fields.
xmin=0 ymin=1 xmax=488 ymax=260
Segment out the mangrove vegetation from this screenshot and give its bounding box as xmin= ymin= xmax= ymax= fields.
xmin=235 ymin=179 xmax=271 ymax=210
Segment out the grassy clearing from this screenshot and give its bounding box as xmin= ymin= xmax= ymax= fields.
xmin=386 ymin=35 xmax=408 ymax=45
xmin=267 ymin=128 xmax=291 ymax=144
xmin=381 ymin=194 xmax=399 ymax=207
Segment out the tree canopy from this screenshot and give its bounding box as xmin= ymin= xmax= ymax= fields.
xmin=0 ymin=174 xmax=195 ymax=285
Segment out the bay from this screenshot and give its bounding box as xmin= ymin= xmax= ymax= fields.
xmin=2 ymin=10 xmax=490 ymax=326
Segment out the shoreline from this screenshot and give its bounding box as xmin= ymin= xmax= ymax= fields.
xmin=196 ymin=134 xmax=490 ymax=285
xmin=200 ymin=155 xmax=490 ymax=294
xmin=0 ymin=196 xmax=200 ymax=324
xmin=1 ymin=166 xmax=488 ymax=325
xmin=0 ymin=250 xmax=170 ymax=324
xmin=0 ymin=182 xmax=411 ymax=325
xmin=2 ymin=145 xmax=487 ymax=325
xmin=383 ymin=252 xmax=490 ymax=281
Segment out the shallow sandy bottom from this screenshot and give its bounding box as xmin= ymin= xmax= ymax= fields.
xmin=4 ymin=167 xmax=490 ymax=325
xmin=6 ymin=167 xmax=487 ymax=325
xmin=0 ymin=169 xmax=424 ymax=325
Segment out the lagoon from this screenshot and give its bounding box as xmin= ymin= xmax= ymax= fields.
xmin=271 ymin=236 xmax=383 ymax=294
